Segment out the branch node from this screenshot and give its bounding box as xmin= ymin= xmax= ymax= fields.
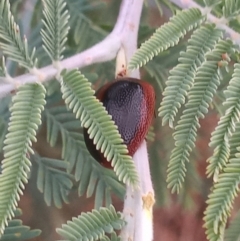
xmin=115 ymin=46 xmax=127 ymax=78
xmin=29 ymin=67 xmax=46 ymax=82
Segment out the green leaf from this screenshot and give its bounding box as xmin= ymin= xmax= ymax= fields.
xmin=0 ymin=117 xmax=7 ymax=151
xmin=222 ymin=0 xmax=240 ymax=19
xmin=99 ymin=232 xmax=121 ymax=241
xmin=0 ymin=208 xmax=41 ymax=241
xmin=225 ymin=210 xmax=240 ymax=241
xmin=207 ymin=63 xmax=240 ymax=181
xmin=56 ymin=205 xmax=125 ymax=241
xmin=60 ymin=70 xmax=138 ymax=187
xmin=0 ymin=0 xmax=36 ymax=69
xmin=144 ymin=62 xmax=168 ymax=93
xmin=128 ymin=8 xmax=205 ymax=69
xmin=0 ymin=83 xmax=46 ymax=237
xmin=229 ymin=122 xmax=240 ymax=159
xmin=159 ymin=24 xmax=222 ymax=127
xmin=204 ymin=157 xmax=240 ymax=241
xmin=44 ymin=106 xmax=125 ymax=208
xmin=167 ymin=40 xmax=233 ymax=193
xmin=41 ymin=0 xmax=70 ymax=61
xmin=34 ymin=155 xmax=73 ymax=208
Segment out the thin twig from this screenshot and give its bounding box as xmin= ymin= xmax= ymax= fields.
xmin=1 ymin=0 xmax=240 ymax=97
xmin=169 ymin=0 xmax=240 ymax=45
xmin=0 ymin=0 xmax=143 ymax=97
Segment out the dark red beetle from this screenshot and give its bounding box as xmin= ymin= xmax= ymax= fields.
xmin=84 ymin=77 xmax=156 ymax=168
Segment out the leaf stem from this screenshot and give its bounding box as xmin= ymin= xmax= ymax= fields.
xmin=0 ymin=0 xmax=143 ymax=97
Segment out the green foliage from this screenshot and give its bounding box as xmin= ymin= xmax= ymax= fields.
xmin=73 ymin=148 xmax=125 ymax=208
xmin=144 ymin=62 xmax=168 ymax=92
xmin=0 ymin=83 xmax=46 ymax=236
xmin=34 ymin=155 xmax=73 ymax=208
xmin=44 ymin=105 xmax=82 ymax=156
xmin=1 ymin=1 xmax=240 ymax=241
xmin=0 ymin=94 xmax=9 ymax=151
xmin=56 ymin=205 xmax=125 ymax=241
xmin=221 ymin=0 xmax=240 ymax=19
xmin=67 ymin=0 xmax=107 ymax=50
xmin=159 ymin=24 xmax=223 ymax=127
xmin=225 ymin=210 xmax=240 ymax=241
xmin=0 ymin=0 xmax=36 ymax=69
xmin=128 ymin=8 xmax=205 ymax=69
xmin=70 ymin=13 xmax=106 ymax=51
xmin=41 ymin=0 xmax=70 ymax=62
xmin=0 ymin=118 xmax=7 ymax=151
xmin=44 ymin=105 xmax=125 ymax=208
xmin=99 ymin=232 xmax=121 ymax=241
xmin=207 ymin=63 xmax=240 ymax=181
xmin=60 ymin=69 xmax=139 ymax=187
xmin=229 ymin=122 xmax=240 ymax=159
xmin=167 ymin=39 xmax=233 ymax=193
xmin=0 ymin=209 xmax=41 ymax=241
xmin=0 ymin=58 xmax=7 ymax=77
xmin=204 ymin=155 xmax=240 ymax=241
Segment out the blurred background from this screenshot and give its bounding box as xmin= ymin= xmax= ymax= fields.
xmin=0 ymin=0 xmax=238 ymax=240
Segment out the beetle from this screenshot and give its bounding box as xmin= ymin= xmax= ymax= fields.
xmin=84 ymin=77 xmax=156 ymax=168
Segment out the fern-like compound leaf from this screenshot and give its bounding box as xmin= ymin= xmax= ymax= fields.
xmin=41 ymin=0 xmax=70 ymax=61
xmin=44 ymin=106 xmax=125 ymax=208
xmin=0 ymin=83 xmax=46 ymax=237
xmin=0 ymin=117 xmax=7 ymax=152
xmin=159 ymin=25 xmax=222 ymax=127
xmin=100 ymin=232 xmax=121 ymax=241
xmin=144 ymin=62 xmax=168 ymax=93
xmin=167 ymin=40 xmax=232 ymax=193
xmin=34 ymin=155 xmax=73 ymax=208
xmin=60 ymin=70 xmax=138 ymax=187
xmin=224 ymin=210 xmax=240 ymax=241
xmin=229 ymin=122 xmax=240 ymax=160
xmin=0 ymin=0 xmax=36 ymax=69
xmin=44 ymin=106 xmax=81 ymax=151
xmin=69 ymin=10 xmax=107 ymax=51
xmin=207 ymin=63 xmax=240 ymax=181
xmin=204 ymin=156 xmax=240 ymax=241
xmin=128 ymin=8 xmax=204 ymax=69
xmin=1 ymin=209 xmax=41 ymax=241
xmin=56 ymin=205 xmax=125 ymax=241
xmin=222 ymin=0 xmax=240 ymax=19
xmin=0 ymin=57 xmax=8 ymax=79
